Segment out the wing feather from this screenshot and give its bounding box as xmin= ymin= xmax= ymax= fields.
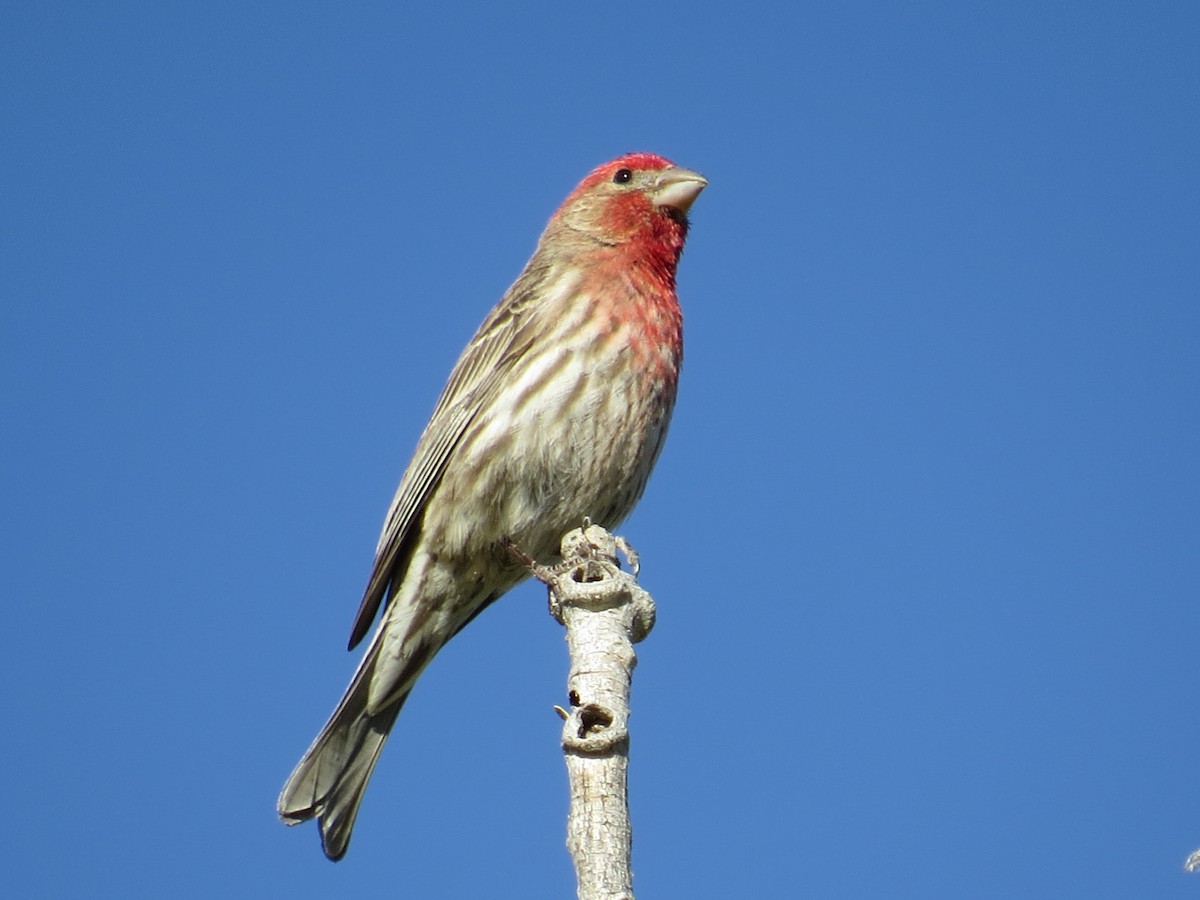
xmin=345 ymin=260 xmax=554 ymax=648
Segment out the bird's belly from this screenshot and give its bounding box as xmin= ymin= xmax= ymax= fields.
xmin=426 ymin=347 xmax=674 ymax=567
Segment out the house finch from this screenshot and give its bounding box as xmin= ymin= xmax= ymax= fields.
xmin=278 ymin=152 xmax=707 ymax=860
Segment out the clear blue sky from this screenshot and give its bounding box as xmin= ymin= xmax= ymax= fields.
xmin=3 ymin=2 xmax=1198 ymax=897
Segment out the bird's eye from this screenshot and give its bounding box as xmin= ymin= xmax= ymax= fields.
xmin=612 ymin=168 xmax=633 ymax=184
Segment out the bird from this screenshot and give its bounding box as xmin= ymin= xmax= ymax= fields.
xmin=277 ymin=152 xmax=707 ymax=860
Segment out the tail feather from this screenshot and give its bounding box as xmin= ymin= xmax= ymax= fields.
xmin=278 ymin=622 xmax=414 ymax=860
xmin=314 ymin=711 xmax=397 ymax=860
xmin=280 ymin=553 xmax=482 ymax=859
xmin=278 ymin=684 xmax=409 ymax=860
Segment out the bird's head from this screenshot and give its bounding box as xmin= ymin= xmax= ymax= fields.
xmin=551 ymin=153 xmax=708 ymax=254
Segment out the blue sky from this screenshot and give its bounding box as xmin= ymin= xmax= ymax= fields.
xmin=3 ymin=2 xmax=1198 ymax=897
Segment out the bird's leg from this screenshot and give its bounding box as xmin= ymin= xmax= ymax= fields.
xmin=575 ymin=519 xmax=640 ymax=577
xmin=614 ymin=536 xmax=640 ymax=577
xmin=503 ymin=536 xmax=572 ymax=583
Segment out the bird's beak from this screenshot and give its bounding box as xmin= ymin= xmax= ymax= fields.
xmin=652 ymin=167 xmax=708 ymax=214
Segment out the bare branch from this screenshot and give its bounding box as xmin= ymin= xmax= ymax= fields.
xmin=522 ymin=522 xmax=655 ymax=900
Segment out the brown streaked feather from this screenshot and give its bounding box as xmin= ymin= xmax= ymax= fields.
xmin=346 ymin=264 xmax=552 ymax=648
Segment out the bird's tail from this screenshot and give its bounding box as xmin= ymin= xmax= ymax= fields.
xmin=279 ymin=553 xmax=494 ymax=860
xmin=277 ymin=639 xmax=410 ymax=861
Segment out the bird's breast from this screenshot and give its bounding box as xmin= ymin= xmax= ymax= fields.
xmin=428 ymin=286 xmax=679 ymax=566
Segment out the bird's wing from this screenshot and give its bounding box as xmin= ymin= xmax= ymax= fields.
xmin=345 ymin=261 xmax=553 ymax=649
